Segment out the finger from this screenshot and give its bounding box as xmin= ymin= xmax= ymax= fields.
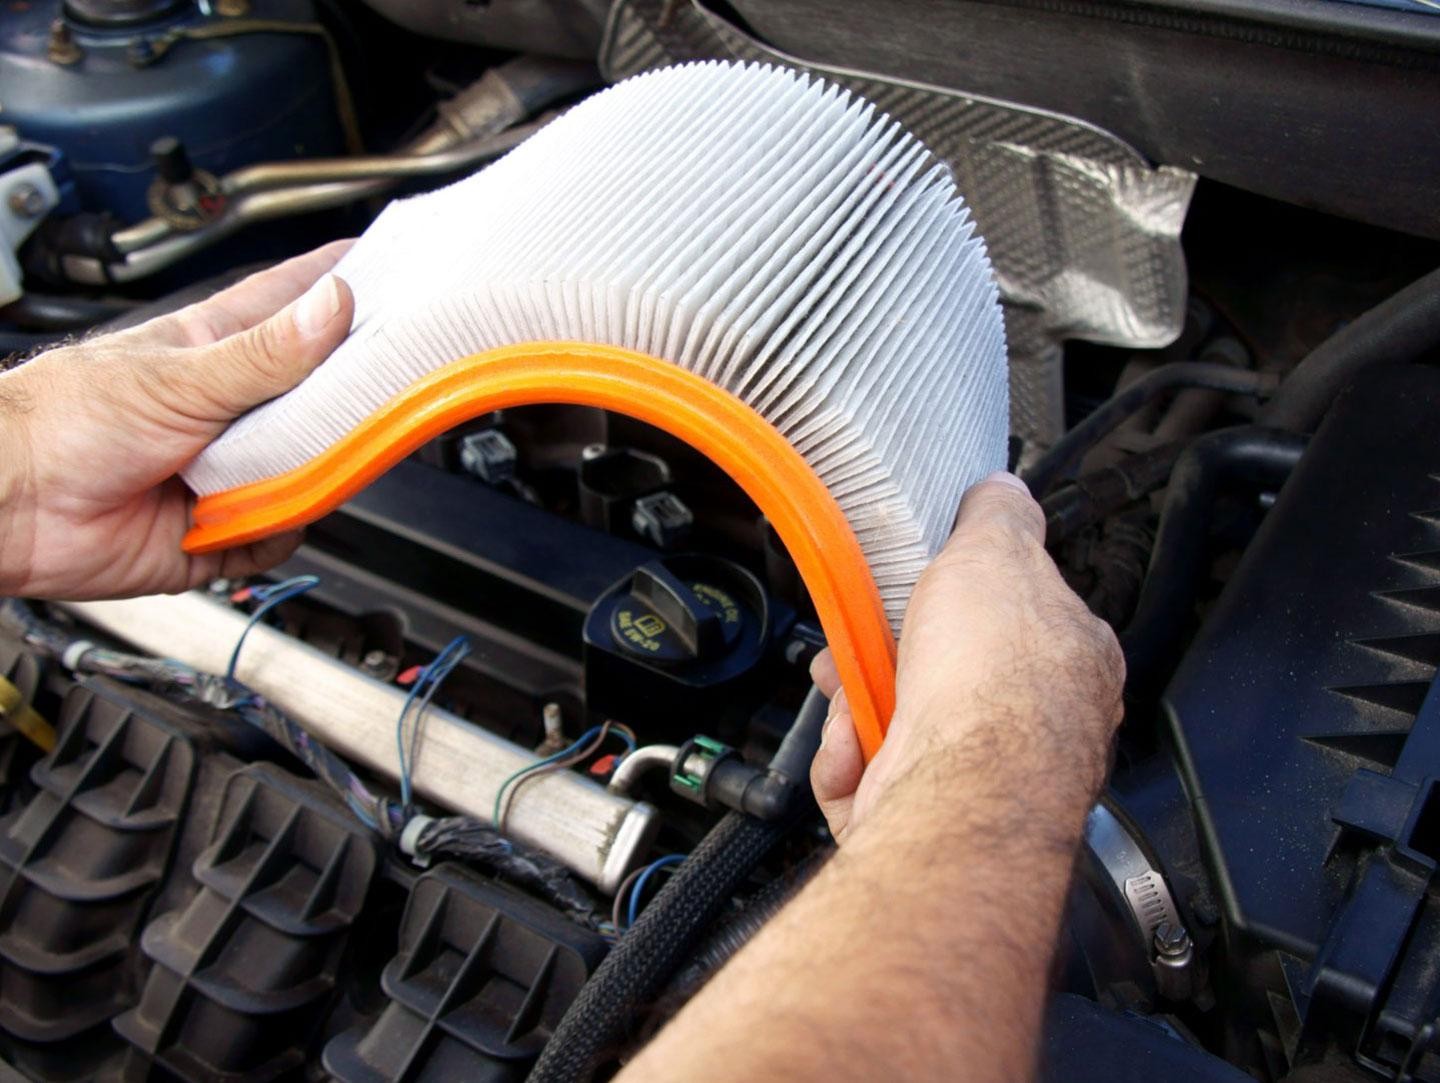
xmin=186 ymin=530 xmax=305 ymax=588
xmin=166 ymin=240 xmax=357 ymax=347
xmin=168 ymin=272 xmax=354 ymax=424
xmin=949 ymin=471 xmax=1045 ymax=548
xmin=227 ymin=530 xmax=306 ymax=576
xmin=811 ymin=689 xmax=864 ymax=842
xmin=809 ymin=647 xmax=842 ymax=698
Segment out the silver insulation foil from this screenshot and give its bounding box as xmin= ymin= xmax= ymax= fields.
xmin=600 ymin=0 xmax=1198 ymax=448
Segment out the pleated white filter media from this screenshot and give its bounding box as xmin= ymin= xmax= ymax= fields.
xmin=183 ymin=61 xmax=1009 ymax=631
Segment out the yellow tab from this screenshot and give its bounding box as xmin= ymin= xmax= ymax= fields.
xmin=0 ymin=675 xmax=20 ymax=717
xmin=0 ymin=674 xmax=56 ymax=752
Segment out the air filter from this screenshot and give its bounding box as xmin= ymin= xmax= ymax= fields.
xmin=181 ymin=61 xmax=1009 ymax=760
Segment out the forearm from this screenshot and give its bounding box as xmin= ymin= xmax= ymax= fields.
xmin=618 ymin=708 xmax=1103 ymax=1083
xmin=0 ymin=371 xmax=35 ymax=595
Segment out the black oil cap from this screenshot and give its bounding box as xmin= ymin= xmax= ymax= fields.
xmin=583 ymin=554 xmax=776 ymax=735
xmin=610 ymin=562 xmax=744 ymax=664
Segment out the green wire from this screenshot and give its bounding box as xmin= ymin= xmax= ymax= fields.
xmin=492 ymin=726 xmax=597 ymax=826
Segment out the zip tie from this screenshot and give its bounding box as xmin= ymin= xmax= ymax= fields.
xmin=399 ymin=814 xmax=435 ymax=867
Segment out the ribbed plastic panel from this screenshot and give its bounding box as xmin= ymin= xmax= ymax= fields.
xmin=1165 ymin=368 xmax=1440 ymax=1075
xmin=114 ymin=763 xmax=378 ymax=1082
xmin=324 ymin=863 xmax=606 ymax=1083
xmin=0 ymin=644 xmax=43 ymax=806
xmin=0 ymin=685 xmax=195 ymax=1078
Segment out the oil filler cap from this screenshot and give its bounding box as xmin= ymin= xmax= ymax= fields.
xmin=584 ymin=555 xmax=773 ymax=734
xmin=610 ymin=563 xmax=743 ymax=664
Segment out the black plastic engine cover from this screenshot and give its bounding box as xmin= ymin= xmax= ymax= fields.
xmin=0 ymin=681 xmax=201 ymax=1079
xmin=115 ymin=762 xmax=380 ymax=1081
xmin=324 ymin=863 xmax=607 ymax=1082
xmin=1165 ymin=366 xmax=1440 ymax=1074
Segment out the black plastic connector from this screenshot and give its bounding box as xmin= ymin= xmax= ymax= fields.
xmin=669 ymin=687 xmax=829 ymax=822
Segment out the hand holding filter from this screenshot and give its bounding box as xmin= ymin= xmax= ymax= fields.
xmin=179 ymin=61 xmax=1010 ymax=760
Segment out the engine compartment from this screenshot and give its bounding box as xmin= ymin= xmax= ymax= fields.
xmin=2 ymin=0 xmax=1439 ymax=1080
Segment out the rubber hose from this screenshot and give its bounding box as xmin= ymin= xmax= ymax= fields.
xmin=533 ymin=691 xmax=825 ymax=1077
xmin=691 ymin=685 xmax=829 ymax=819
xmin=494 ymin=55 xmax=601 ymax=116
xmin=1261 ymin=264 xmax=1440 ymax=434
xmin=528 ymin=810 xmax=791 ymax=1082
xmin=768 ymin=684 xmax=829 ymax=785
xmin=665 ymin=846 xmax=831 ymax=1004
xmin=1023 ymin=362 xmax=1278 ymax=497
xmin=1120 ymin=427 xmax=1308 ymax=696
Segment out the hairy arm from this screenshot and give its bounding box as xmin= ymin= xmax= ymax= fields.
xmin=618 ymin=474 xmax=1123 ymax=1083
xmin=0 ymin=378 xmax=33 ymax=588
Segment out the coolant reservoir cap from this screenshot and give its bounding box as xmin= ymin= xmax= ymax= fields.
xmin=610 ymin=561 xmax=744 ymax=664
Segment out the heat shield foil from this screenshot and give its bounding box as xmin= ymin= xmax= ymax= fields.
xmin=600 ymin=0 xmax=1197 ymax=447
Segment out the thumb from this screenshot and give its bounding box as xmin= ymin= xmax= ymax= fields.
xmin=948 ymin=471 xmax=1045 ymax=548
xmin=177 ymin=272 xmax=353 ymax=422
xmin=811 ymin=689 xmax=864 ymax=842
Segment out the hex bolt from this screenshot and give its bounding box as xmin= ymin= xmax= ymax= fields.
xmin=359 ymin=649 xmax=396 ymax=680
xmin=542 ymin=702 xmax=564 ymax=741
xmin=1152 ymin=920 xmax=1196 ymax=1001
xmin=7 ymin=183 xmax=46 ymax=220
xmin=1153 ymin=921 xmax=1191 ymax=958
xmin=127 ymin=38 xmax=157 ymax=67
xmin=150 ymin=136 xmax=194 ymax=185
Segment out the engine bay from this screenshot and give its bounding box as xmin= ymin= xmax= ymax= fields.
xmin=2 ymin=1 xmax=1439 ymax=1080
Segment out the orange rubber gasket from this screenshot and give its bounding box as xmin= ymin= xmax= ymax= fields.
xmin=184 ymin=341 xmax=896 ymax=760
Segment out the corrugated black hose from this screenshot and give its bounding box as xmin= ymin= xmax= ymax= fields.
xmin=663 ymin=845 xmax=831 ymax=1005
xmin=528 ymin=688 xmax=828 ymax=1082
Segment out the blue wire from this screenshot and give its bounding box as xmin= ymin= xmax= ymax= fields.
xmin=404 ymin=639 xmax=470 ymax=802
xmin=626 ymin=854 xmax=686 ymax=928
xmin=395 ymin=636 xmax=469 ymax=805
xmin=394 ymin=636 xmax=470 ymax=807
xmin=491 ymin=724 xmax=607 ymax=824
xmin=491 ymin=723 xmax=638 ymax=828
xmin=226 ymin=575 xmax=320 ymax=680
xmin=610 ymin=728 xmax=638 ymax=757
